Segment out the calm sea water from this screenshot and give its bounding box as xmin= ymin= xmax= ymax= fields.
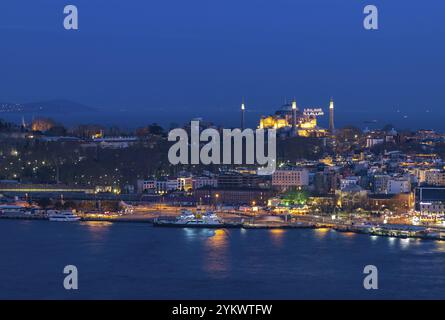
xmin=0 ymin=219 xmax=444 ymax=299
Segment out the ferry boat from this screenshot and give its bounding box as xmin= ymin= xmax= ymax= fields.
xmin=48 ymin=210 xmax=81 ymax=222
xmin=154 ymin=209 xmax=225 ymax=227
xmin=0 ymin=205 xmax=29 ymax=215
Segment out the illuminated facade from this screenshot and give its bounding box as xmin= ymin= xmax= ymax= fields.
xmin=258 ymin=101 xmax=327 ymax=137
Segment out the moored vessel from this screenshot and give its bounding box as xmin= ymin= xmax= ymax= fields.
xmin=48 ymin=210 xmax=81 ymax=222
xmin=154 ymin=209 xmax=236 ymax=228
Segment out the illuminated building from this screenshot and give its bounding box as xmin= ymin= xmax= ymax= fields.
xmin=194 ymin=188 xmax=273 ymax=206
xmin=258 ymin=100 xmax=327 ymax=137
xmin=422 ymin=169 xmax=445 ymax=186
xmin=415 ymin=187 xmax=445 ymax=222
xmin=31 ymin=118 xmax=55 ymax=132
xmin=272 ymin=167 xmax=309 ymax=190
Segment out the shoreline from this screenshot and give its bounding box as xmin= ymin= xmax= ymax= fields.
xmin=1 ymin=214 xmax=444 ymax=241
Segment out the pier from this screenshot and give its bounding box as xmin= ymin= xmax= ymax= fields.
xmin=1 ymin=212 xmax=444 ymax=241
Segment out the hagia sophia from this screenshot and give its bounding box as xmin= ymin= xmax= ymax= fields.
xmin=241 ymin=98 xmax=335 ymax=137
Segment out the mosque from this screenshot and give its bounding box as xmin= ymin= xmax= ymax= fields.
xmin=240 ymin=98 xmax=335 ymax=137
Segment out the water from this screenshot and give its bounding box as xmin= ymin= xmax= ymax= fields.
xmin=0 ymin=220 xmax=444 ymax=299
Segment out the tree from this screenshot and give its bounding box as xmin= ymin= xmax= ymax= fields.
xmin=282 ymin=190 xmax=309 ymax=206
xmin=46 ymin=125 xmax=67 ymax=136
xmin=36 ymin=198 xmax=52 ymax=209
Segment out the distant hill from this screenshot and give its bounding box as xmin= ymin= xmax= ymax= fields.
xmin=0 ymin=99 xmax=95 ymax=113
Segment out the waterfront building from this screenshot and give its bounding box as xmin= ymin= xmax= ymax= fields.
xmin=414 ymin=187 xmax=445 ymax=222
xmin=272 ymin=167 xmax=309 ymax=190
xmin=368 ymin=193 xmax=412 ymax=214
xmin=0 ymin=183 xmax=95 ymax=195
xmin=194 ymin=187 xmax=273 ymax=206
xmin=335 ymin=184 xmax=368 ymax=211
xmin=217 ymin=172 xmax=262 ymax=189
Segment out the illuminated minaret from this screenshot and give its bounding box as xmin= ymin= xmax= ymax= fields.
xmin=291 ymin=99 xmax=297 ymax=135
xmin=241 ymin=99 xmax=245 ymax=130
xmin=329 ymin=97 xmax=335 ymax=133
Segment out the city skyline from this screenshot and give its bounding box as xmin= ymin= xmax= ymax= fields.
xmin=1 ymin=0 xmax=445 ymax=303
xmin=1 ymin=0 xmax=445 ymax=130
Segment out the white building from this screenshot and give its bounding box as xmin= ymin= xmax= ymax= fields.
xmin=192 ymin=177 xmax=218 ymax=190
xmin=366 ymin=138 xmax=384 ymax=148
xmin=136 ymin=180 xmax=156 ymax=193
xmin=93 ymin=137 xmax=138 ymax=149
xmin=340 ymin=176 xmax=360 ymax=190
xmin=177 ymin=177 xmax=193 ymax=191
xmin=272 ymin=168 xmax=309 ymax=188
xmin=387 ymin=177 xmax=411 ymax=194
xmin=156 ymin=179 xmax=179 ymax=194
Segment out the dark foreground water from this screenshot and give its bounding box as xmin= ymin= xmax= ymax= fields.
xmin=0 ymin=220 xmax=444 ymax=299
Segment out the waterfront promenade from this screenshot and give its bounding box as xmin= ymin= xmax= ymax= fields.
xmin=1 ymin=206 xmax=444 ymax=241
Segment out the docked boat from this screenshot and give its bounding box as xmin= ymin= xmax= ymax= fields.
xmin=0 ymin=205 xmax=29 ymax=215
xmin=48 ymin=210 xmax=81 ymax=222
xmin=154 ymin=209 xmax=226 ymax=227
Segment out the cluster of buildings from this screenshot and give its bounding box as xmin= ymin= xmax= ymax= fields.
xmin=4 ymin=97 xmax=445 ymax=227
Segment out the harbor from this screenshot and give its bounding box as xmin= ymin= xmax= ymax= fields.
xmin=1 ymin=205 xmax=444 ymax=241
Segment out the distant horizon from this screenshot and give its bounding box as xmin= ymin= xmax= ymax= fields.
xmin=1 ymin=0 xmax=445 ymax=130
xmin=0 ymin=96 xmax=443 ymax=133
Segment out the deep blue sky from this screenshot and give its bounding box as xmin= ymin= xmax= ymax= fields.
xmin=0 ymin=0 xmax=444 ymax=129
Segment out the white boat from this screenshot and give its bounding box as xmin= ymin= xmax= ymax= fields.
xmin=154 ymin=209 xmax=224 ymax=227
xmin=48 ymin=210 xmax=81 ymax=222
xmin=0 ymin=205 xmax=29 ymax=215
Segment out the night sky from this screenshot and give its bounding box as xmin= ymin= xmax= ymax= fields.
xmin=0 ymin=0 xmax=444 ymax=129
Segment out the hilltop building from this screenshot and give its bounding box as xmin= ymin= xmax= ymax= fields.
xmin=258 ymin=99 xmax=330 ymax=137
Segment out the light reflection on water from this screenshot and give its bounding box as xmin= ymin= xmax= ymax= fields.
xmin=269 ymin=229 xmax=285 ymax=247
xmin=388 ymin=237 xmax=396 ymax=246
xmin=338 ymin=232 xmax=356 ymax=239
xmin=204 ymin=229 xmax=229 ymax=277
xmin=435 ymin=240 xmax=445 ymax=252
xmin=81 ymin=221 xmax=113 ymax=242
xmin=314 ymin=228 xmax=330 ymax=239
xmin=399 ymin=238 xmax=411 ymax=250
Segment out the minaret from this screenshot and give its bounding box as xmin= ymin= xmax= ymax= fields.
xmin=329 ymin=97 xmax=335 ymax=133
xmin=291 ymin=99 xmax=297 ymax=135
xmin=241 ymin=99 xmax=245 ymax=130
